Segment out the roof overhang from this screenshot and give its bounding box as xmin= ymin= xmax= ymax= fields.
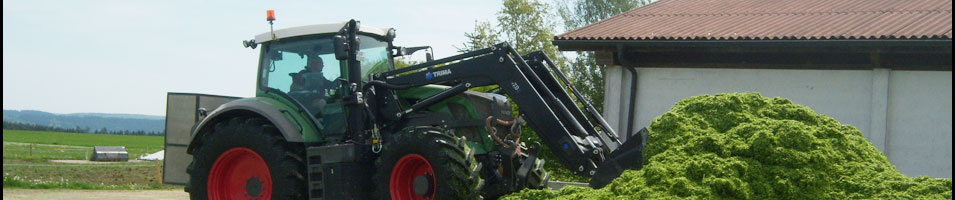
xmin=554 ymin=39 xmax=954 ymax=52
xmin=255 ymin=21 xmax=390 ymax=44
xmin=555 ymin=39 xmax=952 ymax=71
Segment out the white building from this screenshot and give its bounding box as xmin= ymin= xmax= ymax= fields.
xmin=554 ymin=0 xmax=952 ymax=178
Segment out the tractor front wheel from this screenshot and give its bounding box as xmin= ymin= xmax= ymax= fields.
xmin=374 ymin=126 xmax=484 ymax=200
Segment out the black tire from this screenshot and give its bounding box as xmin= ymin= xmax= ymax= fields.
xmin=374 ymin=126 xmax=484 ymax=200
xmin=185 ymin=117 xmax=306 ymax=200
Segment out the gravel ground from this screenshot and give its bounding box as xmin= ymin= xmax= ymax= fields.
xmin=2 ymin=189 xmax=187 ymax=200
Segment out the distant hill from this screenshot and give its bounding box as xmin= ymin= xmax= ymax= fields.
xmin=64 ymin=113 xmax=165 ymax=120
xmin=2 ymin=109 xmax=164 ymax=133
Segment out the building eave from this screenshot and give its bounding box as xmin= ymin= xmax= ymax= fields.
xmin=554 ymin=39 xmax=953 ymax=52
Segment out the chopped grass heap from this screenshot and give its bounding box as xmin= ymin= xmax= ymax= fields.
xmin=504 ymin=93 xmax=951 ymax=199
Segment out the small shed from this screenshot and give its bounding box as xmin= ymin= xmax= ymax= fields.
xmin=90 ymin=146 xmax=129 ymax=162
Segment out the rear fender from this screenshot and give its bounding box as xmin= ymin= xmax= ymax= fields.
xmin=186 ymin=98 xmax=306 ymax=154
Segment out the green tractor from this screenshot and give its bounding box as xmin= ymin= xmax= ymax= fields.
xmin=171 ymin=16 xmax=647 ymax=200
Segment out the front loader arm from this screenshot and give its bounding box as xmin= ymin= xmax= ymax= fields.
xmin=370 ymin=43 xmax=645 ymax=188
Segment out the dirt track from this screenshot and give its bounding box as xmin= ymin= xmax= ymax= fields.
xmin=2 ymin=189 xmax=187 ymax=200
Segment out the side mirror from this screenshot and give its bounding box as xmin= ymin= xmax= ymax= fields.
xmin=334 ymin=35 xmax=348 ymax=61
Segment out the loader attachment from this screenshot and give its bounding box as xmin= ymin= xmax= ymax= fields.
xmin=522 ymin=51 xmax=647 ymax=189
xmin=375 ymin=43 xmax=647 ymax=189
xmin=590 ymin=127 xmax=647 ymax=188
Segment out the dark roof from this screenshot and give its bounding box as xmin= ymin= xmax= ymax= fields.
xmin=556 ymin=0 xmax=953 ymax=41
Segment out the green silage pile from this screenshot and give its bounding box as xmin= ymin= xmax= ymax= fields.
xmin=503 ymin=93 xmax=951 ymax=199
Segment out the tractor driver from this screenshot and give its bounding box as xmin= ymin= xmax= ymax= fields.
xmin=291 ymin=55 xmax=335 ymax=115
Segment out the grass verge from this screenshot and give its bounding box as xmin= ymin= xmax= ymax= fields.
xmin=3 ymin=174 xmax=180 ymax=190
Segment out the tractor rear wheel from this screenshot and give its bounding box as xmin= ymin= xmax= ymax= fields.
xmin=185 ymin=117 xmax=306 ymax=200
xmin=374 ymin=126 xmax=484 ymax=200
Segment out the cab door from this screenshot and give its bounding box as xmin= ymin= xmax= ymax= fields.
xmin=259 ymin=36 xmax=347 ymax=136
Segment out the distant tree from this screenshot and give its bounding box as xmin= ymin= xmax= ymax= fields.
xmin=460 ymin=0 xmax=566 ymax=64
xmin=3 ymin=121 xmax=76 ymax=132
xmin=457 ymin=0 xmax=651 ymax=182
xmin=393 ymin=57 xmax=421 ymax=69
xmin=559 ymin=0 xmax=648 ymax=29
xmin=460 ymin=0 xmax=573 ymax=93
xmin=456 ymin=20 xmax=502 ymax=53
xmin=460 ymin=0 xmax=585 ymax=182
xmin=557 ymin=0 xmax=649 ymax=112
xmin=460 ymin=0 xmax=647 ymax=112
xmin=2 ymin=121 xmax=163 ymax=136
xmin=497 ymin=0 xmax=564 ymax=61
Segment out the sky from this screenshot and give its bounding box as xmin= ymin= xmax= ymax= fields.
xmin=3 ymin=0 xmax=504 ymax=116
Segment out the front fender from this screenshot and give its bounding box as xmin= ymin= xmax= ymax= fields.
xmin=186 ymin=98 xmax=306 ymax=154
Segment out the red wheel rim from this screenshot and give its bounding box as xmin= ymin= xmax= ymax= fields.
xmin=208 ymin=147 xmax=272 ymax=200
xmin=390 ymin=154 xmax=436 ymax=200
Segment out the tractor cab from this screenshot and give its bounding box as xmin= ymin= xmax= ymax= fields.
xmin=249 ymin=22 xmax=396 ymax=139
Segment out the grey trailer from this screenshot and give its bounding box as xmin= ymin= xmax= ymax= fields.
xmin=163 ymin=92 xmax=240 ymax=185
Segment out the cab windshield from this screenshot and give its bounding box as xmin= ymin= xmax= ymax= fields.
xmin=260 ymin=34 xmax=392 ymax=95
xmin=259 ymin=34 xmax=392 ymax=135
xmin=357 ymin=35 xmax=392 ymax=81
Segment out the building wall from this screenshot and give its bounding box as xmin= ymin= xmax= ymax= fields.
xmin=886 ymin=71 xmax=953 ymax=178
xmin=603 ymin=66 xmax=952 ymax=178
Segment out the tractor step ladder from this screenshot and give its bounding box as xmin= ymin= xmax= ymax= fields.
xmin=306 ymin=147 xmax=325 ymax=200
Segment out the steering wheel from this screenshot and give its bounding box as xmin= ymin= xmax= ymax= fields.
xmin=289 ymin=72 xmax=329 ymax=101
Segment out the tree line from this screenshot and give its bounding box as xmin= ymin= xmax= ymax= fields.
xmin=459 ymin=0 xmax=650 ymax=112
xmin=2 ymin=121 xmax=164 ymax=136
xmin=454 ymin=0 xmax=650 ymax=181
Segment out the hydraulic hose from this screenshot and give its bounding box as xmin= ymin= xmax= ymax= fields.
xmin=486 ymin=116 xmax=522 ymax=156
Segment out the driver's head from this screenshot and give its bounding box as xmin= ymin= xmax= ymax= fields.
xmin=307 ymin=56 xmax=324 ymax=72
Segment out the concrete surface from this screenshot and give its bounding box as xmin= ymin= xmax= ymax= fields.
xmin=547 ymin=181 xmax=589 ymax=190
xmin=2 ymin=189 xmax=188 ymax=200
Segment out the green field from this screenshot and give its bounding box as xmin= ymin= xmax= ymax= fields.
xmin=3 ymin=130 xmax=164 ymax=159
xmin=3 ymin=129 xmax=178 ymax=190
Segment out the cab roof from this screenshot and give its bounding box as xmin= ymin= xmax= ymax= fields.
xmin=254 ymin=21 xmax=390 ymax=44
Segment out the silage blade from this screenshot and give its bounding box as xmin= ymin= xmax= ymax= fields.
xmin=590 ymin=127 xmax=648 ymax=189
